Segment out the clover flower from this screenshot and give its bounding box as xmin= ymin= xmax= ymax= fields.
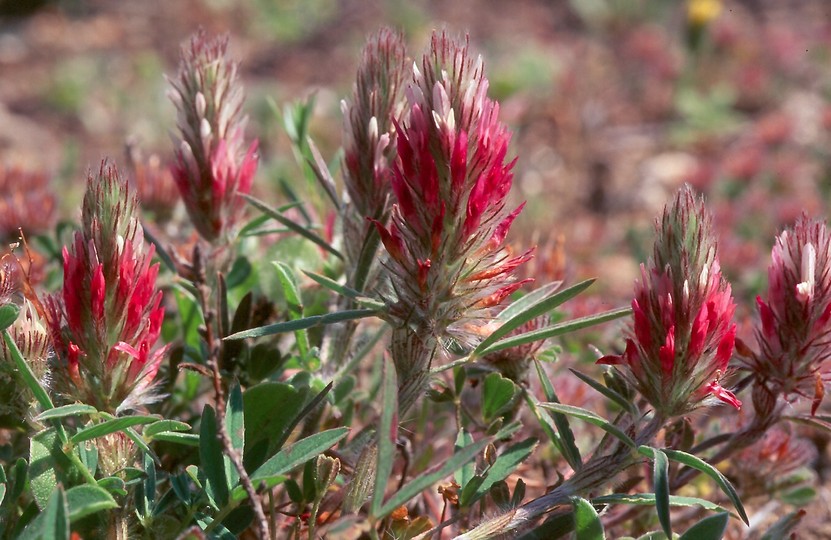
xmin=744 ymin=216 xmax=831 ymax=412
xmin=600 ymin=185 xmax=740 ymax=417
xmin=0 ymin=255 xmax=50 ymax=420
xmin=374 ymin=32 xmax=531 ymax=352
xmin=0 ymin=166 xmax=56 ymax=242
xmin=47 ymin=163 xmax=166 ymax=413
xmin=169 ymin=29 xmax=258 ymax=243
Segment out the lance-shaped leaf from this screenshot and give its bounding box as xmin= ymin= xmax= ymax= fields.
xmin=474 ymin=279 xmax=592 ymax=356
xmin=478 ymin=307 xmax=631 ymax=356
xmin=542 ymin=403 xmax=635 ymax=449
xmin=225 ymin=308 xmax=377 ymax=340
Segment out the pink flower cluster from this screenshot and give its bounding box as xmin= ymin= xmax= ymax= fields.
xmin=744 ymin=216 xmax=831 ymax=413
xmin=601 ymin=186 xmax=740 ymax=417
xmin=169 ymin=29 xmax=258 ymax=243
xmin=47 ymin=163 xmax=166 ymax=412
xmin=374 ymin=32 xmax=531 ymax=346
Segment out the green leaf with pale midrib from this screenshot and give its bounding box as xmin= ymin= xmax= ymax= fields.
xmin=478 ymin=307 xmax=631 ymax=356
xmin=225 ymin=308 xmax=377 ymax=340
xmin=70 ymin=416 xmax=159 ymax=445
xmin=250 ymin=427 xmax=349 ymax=484
xmin=475 ymin=279 xmax=593 ymax=355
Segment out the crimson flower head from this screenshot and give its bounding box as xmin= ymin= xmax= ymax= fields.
xmin=47 ymin=162 xmax=166 ymax=413
xmin=600 ymin=185 xmax=740 ymax=417
xmin=169 ymin=29 xmax=258 ymax=243
xmin=744 ymin=216 xmax=831 ymax=412
xmin=374 ymin=32 xmax=531 ymax=349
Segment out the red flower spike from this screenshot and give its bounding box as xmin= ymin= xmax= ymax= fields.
xmin=600 ymin=185 xmax=740 ymax=417
xmin=377 ymin=32 xmax=532 ymax=354
xmin=47 ymin=162 xmax=167 ymax=413
xmin=745 ymin=216 xmax=831 ymax=405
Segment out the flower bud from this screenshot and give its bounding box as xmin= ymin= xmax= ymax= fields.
xmin=599 ymin=185 xmax=740 ymax=417
xmin=169 ymin=29 xmax=258 ymax=243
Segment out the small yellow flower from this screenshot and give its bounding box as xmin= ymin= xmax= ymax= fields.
xmin=687 ymin=0 xmax=722 ymax=26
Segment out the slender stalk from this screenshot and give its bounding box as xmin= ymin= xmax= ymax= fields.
xmin=192 ymin=252 xmax=269 ymax=539
xmin=455 ymin=415 xmax=664 ymax=539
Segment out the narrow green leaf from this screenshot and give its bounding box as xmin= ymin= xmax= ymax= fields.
xmin=35 ymin=404 xmax=98 ymax=422
xmin=644 ymin=447 xmax=748 ymax=525
xmin=200 ymin=405 xmax=229 ymax=509
xmin=478 ymin=307 xmax=631 ymax=356
xmin=678 ymin=513 xmax=728 ymax=540
xmin=123 ymin=427 xmax=160 ymax=466
xmin=144 ymin=420 xmax=192 ymax=439
xmin=306 ymin=136 xmax=341 ymax=210
xmin=454 ymin=429 xmax=475 ymax=489
xmin=225 ymin=383 xmax=245 ymax=490
xmin=243 ymin=194 xmax=343 ymax=259
xmin=0 ymin=303 xmax=20 ymax=331
xmin=377 ymin=437 xmax=492 ymax=518
xmin=225 ymin=308 xmax=377 ymax=341
xmin=496 ymin=281 xmax=563 ymax=322
xmin=782 ymin=414 xmax=831 ymax=436
xmin=70 ymin=416 xmax=158 ymax=445
xmin=592 ymin=493 xmax=727 ymax=514
xmin=272 ymin=381 xmax=334 ymax=452
xmin=4 ymin=330 xmax=54 ymax=411
xmin=533 ymin=360 xmax=582 ymax=471
xmin=460 ymin=438 xmax=537 ymax=507
xmin=151 ymin=432 xmax=199 ymax=446
xmin=541 ymin=403 xmax=635 ymax=449
xmin=141 ymin=225 xmax=176 ymax=272
xmin=569 ymin=369 xmax=638 ymax=417
xmin=23 ymin=486 xmax=69 ymax=540
xmin=475 ymin=279 xmax=593 ymax=355
xmin=572 ymin=497 xmax=605 ymax=540
xmin=274 ymin=262 xmax=311 ymax=360
xmin=66 ymin=485 xmax=117 ymax=522
xmin=652 ymin=449 xmax=672 ymax=538
xmin=250 ymin=427 xmax=349 ymax=484
xmin=371 ymin=361 xmax=398 ymax=518
xmin=303 ymin=271 xmax=385 ymax=310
